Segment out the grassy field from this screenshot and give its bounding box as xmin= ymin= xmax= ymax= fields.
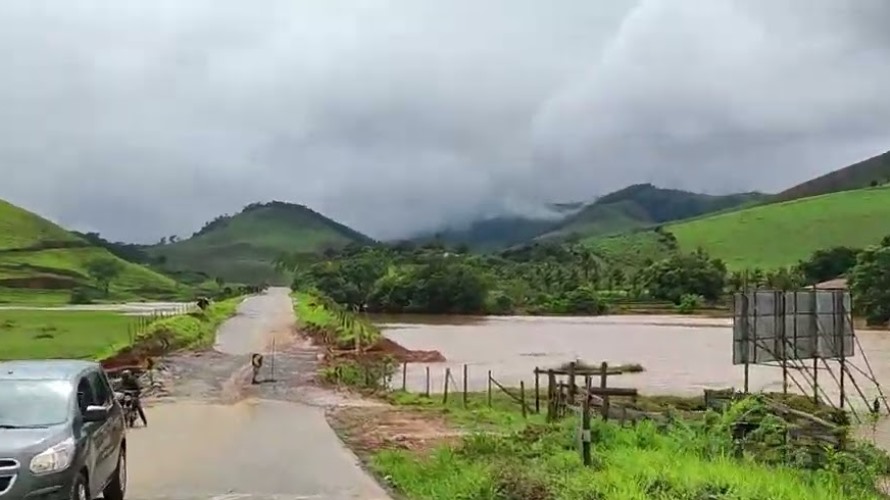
xmin=0 ymin=310 xmax=141 ymax=360
xmin=0 ymin=198 xmax=184 ymax=305
xmin=585 ymin=185 xmax=890 ymax=271
xmin=149 ymin=201 xmax=372 ymax=285
xmin=670 ymin=185 xmax=890 ymax=270
xmin=365 ymin=391 xmax=888 ymax=500
xmin=0 ymin=298 xmax=241 ymax=361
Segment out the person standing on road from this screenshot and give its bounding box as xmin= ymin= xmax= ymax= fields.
xmin=120 ymin=369 xmax=148 ymax=426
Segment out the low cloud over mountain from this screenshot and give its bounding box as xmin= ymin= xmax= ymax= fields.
xmin=2 ymin=0 xmax=889 ymax=241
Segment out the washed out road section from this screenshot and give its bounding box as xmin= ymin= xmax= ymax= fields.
xmin=128 ymin=288 xmax=391 ymax=500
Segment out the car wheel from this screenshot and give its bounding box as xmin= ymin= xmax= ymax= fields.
xmin=70 ymin=473 xmax=88 ymax=500
xmin=103 ymin=449 xmax=127 ymax=500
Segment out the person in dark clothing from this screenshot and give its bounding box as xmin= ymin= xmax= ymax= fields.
xmin=120 ymin=370 xmax=148 ymax=426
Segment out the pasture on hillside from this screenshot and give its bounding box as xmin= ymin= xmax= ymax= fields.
xmin=0 ymin=198 xmax=183 ymax=304
xmin=669 ymin=185 xmax=890 ymax=270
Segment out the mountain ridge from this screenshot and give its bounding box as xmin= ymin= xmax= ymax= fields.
xmin=149 ymin=200 xmax=374 ymax=284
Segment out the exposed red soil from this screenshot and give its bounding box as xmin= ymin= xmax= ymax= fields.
xmin=324 ymin=338 xmax=444 ymax=363
xmin=0 ymin=276 xmax=78 ymax=289
xmin=99 ymin=329 xmax=183 ymax=373
xmin=300 ymin=323 xmax=445 ymax=363
xmin=327 ymin=405 xmax=464 ymax=456
xmin=358 ymin=337 xmax=445 ymax=363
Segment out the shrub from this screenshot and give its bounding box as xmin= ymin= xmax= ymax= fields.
xmin=675 ymin=294 xmax=701 ymax=314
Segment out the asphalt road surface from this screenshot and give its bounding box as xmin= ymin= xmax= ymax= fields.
xmin=127 ymin=288 xmax=391 ymax=500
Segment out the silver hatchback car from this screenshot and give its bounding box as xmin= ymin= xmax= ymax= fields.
xmin=0 ymin=360 xmax=127 ymax=500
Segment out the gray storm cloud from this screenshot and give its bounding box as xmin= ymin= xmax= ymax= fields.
xmin=1 ymin=0 xmax=889 ymax=242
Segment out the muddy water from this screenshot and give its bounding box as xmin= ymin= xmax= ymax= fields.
xmin=379 ymin=314 xmax=890 ymax=411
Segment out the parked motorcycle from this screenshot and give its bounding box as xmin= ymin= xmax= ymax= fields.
xmin=115 ymin=390 xmax=140 ymax=428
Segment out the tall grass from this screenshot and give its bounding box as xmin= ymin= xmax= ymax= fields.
xmin=372 ymin=396 xmax=889 ymax=499
xmin=141 ymin=297 xmax=241 ymax=350
xmin=293 ymin=291 xmax=380 ymax=345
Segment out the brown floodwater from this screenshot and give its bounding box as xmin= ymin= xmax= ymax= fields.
xmin=376 ymin=314 xmax=890 ymax=414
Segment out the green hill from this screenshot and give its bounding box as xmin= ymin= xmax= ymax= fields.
xmin=0 ymin=199 xmax=181 ymax=304
xmin=586 ymin=184 xmax=890 ymax=271
xmin=773 ymin=150 xmax=890 ymax=203
xmin=411 ymin=216 xmax=561 ymax=251
xmin=542 ymin=184 xmax=765 ymax=240
xmin=149 ymin=201 xmax=374 ymax=284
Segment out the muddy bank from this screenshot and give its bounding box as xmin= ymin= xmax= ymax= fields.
xmin=324 ymin=337 xmax=446 ymax=364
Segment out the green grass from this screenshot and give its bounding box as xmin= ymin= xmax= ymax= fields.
xmin=0 ymin=198 xmax=186 ymax=304
xmin=143 ymin=297 xmax=241 ymax=349
xmin=584 ymin=185 xmax=890 ymax=271
xmin=0 ymin=298 xmax=241 ymax=361
xmin=0 ymin=310 xmax=141 ymax=360
xmin=0 ymin=289 xmax=72 ymax=306
xmin=0 ymin=199 xmax=81 ymax=250
xmin=149 ymin=201 xmax=372 ymax=285
xmin=370 ymin=394 xmax=887 ymax=499
xmin=293 ymin=290 xmax=380 ymax=344
xmin=669 ymin=185 xmax=890 ymax=270
xmin=385 ymin=390 xmax=544 ymax=432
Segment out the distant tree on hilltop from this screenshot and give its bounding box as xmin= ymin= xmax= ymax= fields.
xmin=86 ymin=258 xmax=124 ymax=296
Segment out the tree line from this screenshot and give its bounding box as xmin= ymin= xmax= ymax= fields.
xmin=277 ymin=234 xmax=890 ymax=325
xmin=276 ymin=240 xmax=724 ymax=315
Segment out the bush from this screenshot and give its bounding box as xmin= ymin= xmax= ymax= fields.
xmin=485 ymin=291 xmax=515 ymax=315
xmin=561 ymin=286 xmax=608 ymax=315
xmin=68 ymin=287 xmax=97 ymax=305
xmin=675 ymin=294 xmax=701 ymax=314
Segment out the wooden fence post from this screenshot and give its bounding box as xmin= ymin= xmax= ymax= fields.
xmin=582 ymin=375 xmax=591 ymax=466
xmin=487 ymin=370 xmax=492 ymax=407
xmin=463 ymin=364 xmax=468 ymax=408
xmin=402 ymin=362 xmax=407 ymax=391
xmin=534 ymin=367 xmax=540 ymax=414
xmin=425 ymin=366 xmax=430 ymax=397
xmin=443 ymin=367 xmax=451 ymax=404
xmin=520 ymin=381 xmax=527 ymax=419
xmin=547 ymin=370 xmax=556 ymax=422
xmin=568 ymin=361 xmax=577 ymax=404
xmin=600 ymin=361 xmax=609 ymax=421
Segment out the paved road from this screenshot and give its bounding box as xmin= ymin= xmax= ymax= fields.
xmin=127 ymin=288 xmax=391 ymax=500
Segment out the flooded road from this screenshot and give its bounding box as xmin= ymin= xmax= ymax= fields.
xmin=128 ymin=288 xmax=390 ymax=500
xmin=380 ymin=314 xmax=890 ymax=411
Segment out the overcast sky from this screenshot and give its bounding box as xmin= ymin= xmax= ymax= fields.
xmin=2 ymin=0 xmax=890 ymax=242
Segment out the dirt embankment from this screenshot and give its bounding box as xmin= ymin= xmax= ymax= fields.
xmin=300 ymin=323 xmax=446 ymax=364
xmin=100 ymin=324 xmax=196 ymax=373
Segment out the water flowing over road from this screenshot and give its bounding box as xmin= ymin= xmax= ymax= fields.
xmin=127 ymin=288 xmax=390 ymax=500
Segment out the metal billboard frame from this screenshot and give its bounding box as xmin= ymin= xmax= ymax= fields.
xmin=732 ymin=289 xmax=854 ymax=366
